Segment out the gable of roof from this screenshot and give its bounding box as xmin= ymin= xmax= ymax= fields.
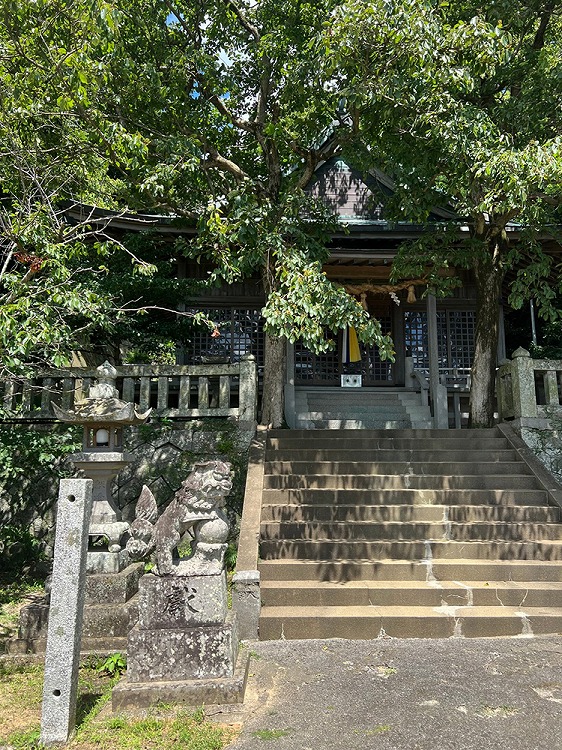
xmin=307 ymin=156 xmax=457 ymax=225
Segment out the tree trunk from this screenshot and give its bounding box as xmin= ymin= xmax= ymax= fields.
xmin=469 ymin=243 xmax=507 ymax=427
xmin=260 ymin=330 xmax=286 ymax=427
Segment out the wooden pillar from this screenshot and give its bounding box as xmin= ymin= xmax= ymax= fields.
xmin=393 ymin=304 xmax=405 ymax=386
xmin=427 ymin=293 xmax=448 ymax=428
xmin=284 ymin=341 xmax=296 ymax=428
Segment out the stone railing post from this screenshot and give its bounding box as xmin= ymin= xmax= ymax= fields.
xmin=509 ymin=347 xmax=537 ymax=419
xmin=543 ymin=368 xmax=560 ymax=406
xmin=238 ymin=355 xmax=257 ymax=424
xmin=496 ymin=359 xmax=513 ymax=421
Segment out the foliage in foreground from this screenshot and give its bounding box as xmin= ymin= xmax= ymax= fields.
xmin=3 ymin=1 xmax=562 ymax=427
xmin=0 ymin=0 xmax=394 ymax=427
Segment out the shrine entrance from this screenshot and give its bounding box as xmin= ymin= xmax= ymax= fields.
xmin=293 ymin=299 xmax=402 ymax=387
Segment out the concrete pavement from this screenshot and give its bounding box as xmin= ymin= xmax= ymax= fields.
xmin=218 ymin=636 xmax=562 ymax=750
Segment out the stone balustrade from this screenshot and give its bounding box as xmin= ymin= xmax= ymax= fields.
xmin=497 ymin=347 xmax=562 ymax=421
xmin=0 ymin=356 xmax=258 ymax=423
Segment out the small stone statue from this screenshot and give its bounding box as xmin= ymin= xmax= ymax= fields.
xmin=126 ymin=461 xmax=233 ymax=576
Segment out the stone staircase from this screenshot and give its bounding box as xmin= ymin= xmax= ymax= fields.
xmin=257 ymin=428 xmax=562 ymax=639
xmin=294 ymin=389 xmax=432 ymax=429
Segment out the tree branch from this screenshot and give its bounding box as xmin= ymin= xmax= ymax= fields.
xmin=224 ymin=0 xmax=260 ymax=42
xmin=162 ymin=0 xmax=193 ymax=38
xmin=205 ymin=89 xmax=254 ymax=132
xmin=201 ymin=145 xmax=252 ymax=183
xmin=532 ymin=4 xmax=556 ymax=50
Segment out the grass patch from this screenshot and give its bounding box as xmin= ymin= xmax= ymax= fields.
xmin=0 ymin=660 xmax=237 ymax=750
xmin=375 ymin=665 xmax=397 ymax=678
xmin=477 ymin=705 xmax=520 ymax=719
xmin=367 ymin=724 xmax=392 ymax=735
xmin=0 ymin=662 xmax=44 ymax=742
xmin=76 ymin=709 xmax=235 ymax=749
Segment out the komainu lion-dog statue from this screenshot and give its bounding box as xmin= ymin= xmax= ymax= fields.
xmin=126 ymin=460 xmax=233 ymax=576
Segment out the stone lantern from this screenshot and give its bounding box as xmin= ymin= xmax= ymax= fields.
xmin=53 ymin=361 xmax=151 ymax=573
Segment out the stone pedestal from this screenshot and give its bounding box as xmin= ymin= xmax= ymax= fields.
xmin=112 ymin=572 xmax=248 ymax=710
xmin=72 ymin=451 xmax=133 ymax=574
xmin=87 ymin=548 xmax=130 ymax=575
xmin=6 ymin=563 xmax=144 ymax=655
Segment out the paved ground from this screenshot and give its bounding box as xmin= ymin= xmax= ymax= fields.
xmin=218 ymin=636 xmax=562 ymax=750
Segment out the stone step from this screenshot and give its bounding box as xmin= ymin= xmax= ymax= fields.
xmin=264 ymin=461 xmax=534 ymax=477
xmin=267 ymin=436 xmax=510 ymax=451
xmin=260 ymin=580 xmax=562 ymax=609
xmin=258 ymin=605 xmax=562 ymax=639
xmin=308 ymin=419 xmax=413 ymax=429
xmin=303 ymin=411 xmax=425 ymax=421
xmin=259 ymin=538 xmax=562 ymax=561
xmin=261 ymin=487 xmax=549 ymax=505
xmin=268 ymin=427 xmax=500 ymax=440
xmin=257 ymin=558 xmax=562 ymax=582
xmin=260 ymin=520 xmax=562 ymax=542
xmin=306 ymin=407 xmax=408 ymax=417
xmin=253 ymin=427 xmax=562 ymax=640
xmin=260 ymin=503 xmax=560 ymax=524
xmin=265 ymin=448 xmax=519 ymax=463
xmin=82 ymin=600 xmax=138 ymax=639
xmin=306 ymin=394 xmax=407 ymax=402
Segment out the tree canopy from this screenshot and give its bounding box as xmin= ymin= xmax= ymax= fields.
xmin=0 ymin=0 xmax=395 ymax=425
xmin=2 ymin=1 xmax=561 ymax=425
xmin=326 ymin=0 xmax=562 ymax=424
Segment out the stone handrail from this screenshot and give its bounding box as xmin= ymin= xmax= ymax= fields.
xmin=410 ymin=369 xmax=430 ymax=407
xmin=0 ymin=356 xmax=258 ymax=423
xmin=412 ymin=367 xmax=471 ymax=429
xmin=497 ymin=347 xmax=562 ymax=421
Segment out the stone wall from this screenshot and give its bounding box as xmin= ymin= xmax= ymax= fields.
xmin=497 ymin=348 xmax=562 ymax=485
xmin=1 ymin=419 xmax=253 ymax=564
xmin=510 ymin=416 xmax=562 ymax=485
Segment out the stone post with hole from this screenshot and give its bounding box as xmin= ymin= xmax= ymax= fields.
xmin=40 ymin=478 xmax=93 ymax=746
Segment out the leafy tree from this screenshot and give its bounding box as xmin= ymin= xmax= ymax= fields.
xmin=1 ymin=0 xmax=394 ymax=426
xmin=0 ymin=1 xmax=152 ymax=375
xmin=327 ymin=0 xmax=562 ymax=425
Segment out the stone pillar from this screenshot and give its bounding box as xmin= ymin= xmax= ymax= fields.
xmin=510 ymin=347 xmax=537 ymax=419
xmin=239 ymin=354 xmax=257 ymax=424
xmin=544 ymin=370 xmax=560 ymax=406
xmin=232 ymin=570 xmax=261 ymax=640
xmin=40 ymin=478 xmax=93 ymax=747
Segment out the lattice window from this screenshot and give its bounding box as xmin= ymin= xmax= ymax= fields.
xmin=187 ymin=308 xmax=265 ymax=377
xmin=294 ymin=341 xmax=340 ymax=385
xmin=361 ymin=315 xmax=393 ymax=383
xmin=405 ymin=311 xmax=429 ymax=369
xmin=405 ymin=310 xmax=475 ymax=370
xmin=447 ymin=311 xmax=475 ymax=368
